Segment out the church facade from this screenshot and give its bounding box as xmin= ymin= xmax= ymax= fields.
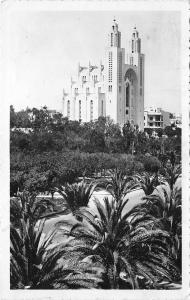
xmin=62 ymin=20 xmax=145 ymax=130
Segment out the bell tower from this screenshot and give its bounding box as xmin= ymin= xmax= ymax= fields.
xmin=105 ymin=19 xmax=125 ymax=124
xmin=125 ymin=27 xmax=145 ymax=130
xmin=130 ymin=27 xmax=141 ymax=53
xmin=108 ymin=19 xmax=121 ymax=48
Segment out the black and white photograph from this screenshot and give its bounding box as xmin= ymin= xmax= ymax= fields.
xmin=0 ymin=1 xmax=189 ymax=299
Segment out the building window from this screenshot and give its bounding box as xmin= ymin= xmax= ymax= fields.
xmin=144 ymin=116 xmax=145 ymax=120
xmin=149 ymin=116 xmax=153 ymax=121
xmin=126 ymin=109 xmax=128 ymax=115
xmin=79 ymin=100 xmax=81 ymax=120
xmin=126 ymin=84 xmax=129 ymax=107
xmin=130 ymin=57 xmax=133 ymax=65
xmin=111 ymin=33 xmax=113 ymax=46
xmin=92 ymin=75 xmax=97 ymax=81
xmin=132 ymin=40 xmax=134 ymax=53
xmin=67 ymin=100 xmax=70 ymax=118
xmin=108 ymin=51 xmax=113 ymax=82
xmin=108 ymin=85 xmax=112 ymax=92
xmin=119 ymin=86 xmax=121 ymax=93
xmin=90 ymin=100 xmax=93 ymax=121
xmin=140 ymin=57 xmax=143 ymax=86
xmin=119 ymin=53 xmax=122 ymax=81
xmin=101 ymin=100 xmax=103 ymax=115
xmin=82 ymin=76 xmax=86 ymax=82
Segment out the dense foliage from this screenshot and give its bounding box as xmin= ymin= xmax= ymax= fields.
xmin=10 ymin=106 xmax=181 ymax=155
xmin=10 ymin=106 xmax=181 ymax=196
xmin=10 ymin=168 xmax=182 ymax=289
xmin=10 ymin=105 xmax=182 ymax=289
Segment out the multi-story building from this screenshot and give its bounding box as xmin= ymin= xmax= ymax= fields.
xmin=62 ymin=20 xmax=145 ymax=130
xmin=144 ymin=107 xmax=170 ymax=129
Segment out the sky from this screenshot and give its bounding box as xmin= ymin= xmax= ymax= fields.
xmin=7 ymin=10 xmax=181 ymax=114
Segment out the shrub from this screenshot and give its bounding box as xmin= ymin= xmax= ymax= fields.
xmin=143 ymin=156 xmax=161 ymax=173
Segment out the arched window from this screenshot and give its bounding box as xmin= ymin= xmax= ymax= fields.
xmin=67 ymin=100 xmax=70 ymax=118
xmin=79 ymin=100 xmax=81 ymax=120
xmin=126 ymin=84 xmax=129 ymax=107
xmin=90 ymin=100 xmax=93 ymax=121
xmin=101 ymin=100 xmax=104 ymax=116
xmin=140 ymin=58 xmax=143 ymax=86
xmin=132 ymin=40 xmax=134 ymax=53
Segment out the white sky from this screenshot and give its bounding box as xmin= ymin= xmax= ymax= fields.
xmin=7 ymin=10 xmax=181 ymax=114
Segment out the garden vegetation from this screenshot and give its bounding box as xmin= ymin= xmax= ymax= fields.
xmin=10 ymin=105 xmax=181 ymax=289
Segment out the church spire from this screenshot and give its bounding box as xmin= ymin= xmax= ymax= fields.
xmin=130 ymin=26 xmax=141 ymax=53
xmin=108 ymin=19 xmax=121 ymax=48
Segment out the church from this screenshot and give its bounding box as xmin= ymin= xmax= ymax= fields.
xmin=62 ymin=20 xmax=145 ymax=130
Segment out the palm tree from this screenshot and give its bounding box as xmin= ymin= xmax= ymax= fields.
xmin=139 ymin=185 xmax=182 ymax=273
xmin=96 ymin=169 xmax=139 ymax=203
xmin=10 ymin=192 xmax=56 ymax=228
xmin=10 ymin=218 xmax=56 ymax=289
xmin=43 ymin=180 xmax=97 ymax=220
xmin=55 ymin=197 xmax=180 ymax=289
xmin=132 ymin=172 xmax=166 ymax=196
xmin=33 ymin=245 xmax=103 ymax=289
xmin=10 ymin=191 xmax=61 ymax=289
xmin=11 ymin=216 xmax=103 ymax=289
xmin=163 ymin=164 xmax=181 ymax=190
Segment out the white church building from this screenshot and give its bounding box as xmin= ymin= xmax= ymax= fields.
xmin=62 ymin=20 xmax=145 ymax=130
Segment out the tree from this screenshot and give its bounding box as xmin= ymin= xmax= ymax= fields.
xmin=144 ymin=128 xmax=153 ymax=136
xmin=103 ymin=118 xmax=123 ymax=153
xmin=164 ymin=125 xmax=176 ymax=138
xmin=122 ymin=121 xmax=137 ymax=154
xmin=11 ymin=214 xmax=101 ymax=289
xmin=96 ymin=169 xmax=139 ymax=203
xmin=156 ymin=128 xmax=164 ymax=138
xmin=139 ymin=184 xmax=182 ymax=273
xmin=135 ymin=131 xmax=149 ymax=154
xmin=89 ymin=128 xmax=106 ymax=152
xmin=10 ymin=219 xmax=55 ymax=289
xmin=143 ymin=156 xmax=161 ymax=174
xmin=10 ymin=105 xmax=17 ymax=128
xmin=31 ymin=106 xmax=51 ymax=132
xmin=132 ymin=172 xmax=166 ymax=196
xmin=31 ymin=132 xmax=55 ymax=152
xmin=169 ymin=113 xmax=174 ymax=119
xmin=162 ymin=164 xmax=181 ymax=190
xmin=54 ymin=181 xmax=97 ymax=219
xmin=16 ymin=109 xmax=31 ymax=128
xmin=56 ymin=197 xmax=180 ymax=289
xmin=10 ymin=192 xmax=56 ymax=228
